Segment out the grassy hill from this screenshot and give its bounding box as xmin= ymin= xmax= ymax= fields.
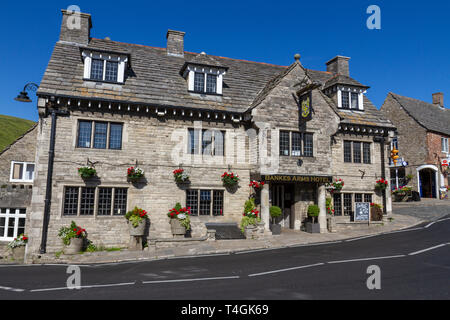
xmin=0 ymin=115 xmax=36 ymax=153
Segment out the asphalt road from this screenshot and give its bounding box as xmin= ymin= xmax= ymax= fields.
xmin=0 ymin=216 xmax=449 ymax=301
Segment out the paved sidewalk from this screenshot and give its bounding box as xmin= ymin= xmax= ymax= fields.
xmin=393 ymin=198 xmax=450 ymax=221
xmin=4 ymin=212 xmax=423 ymax=265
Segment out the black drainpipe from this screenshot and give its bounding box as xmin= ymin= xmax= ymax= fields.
xmin=40 ymin=106 xmax=69 ymax=254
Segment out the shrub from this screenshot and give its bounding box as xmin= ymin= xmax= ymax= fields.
xmin=125 ymin=207 xmax=148 ymax=227
xmin=269 ymin=206 xmax=282 ymax=224
xmin=307 ymin=205 xmax=320 ymax=223
xmin=326 ymin=198 xmax=334 ymax=215
xmin=58 ymin=221 xmax=87 ymax=245
xmin=240 ymin=198 xmax=260 ymax=233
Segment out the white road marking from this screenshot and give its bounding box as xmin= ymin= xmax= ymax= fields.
xmin=142 ymin=276 xmax=239 ymax=284
xmin=235 ymin=248 xmax=279 ymax=255
xmin=345 ymin=234 xmax=379 ymax=242
xmin=408 ymin=243 xmax=449 ymax=256
xmin=327 ymin=255 xmax=405 ymax=264
xmin=30 ymin=281 xmax=136 ymax=292
xmin=287 ymin=241 xmax=342 ymax=248
xmin=0 ymin=285 xmax=25 ymax=292
xmin=248 ymin=263 xmax=325 ymax=277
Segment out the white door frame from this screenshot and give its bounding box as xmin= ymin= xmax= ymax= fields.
xmin=416 ymin=164 xmax=439 ymax=198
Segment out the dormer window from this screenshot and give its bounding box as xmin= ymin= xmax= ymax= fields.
xmin=180 ymin=52 xmax=228 ymax=95
xmin=337 ymin=87 xmax=365 ymax=111
xmin=82 ymin=50 xmax=129 ymax=84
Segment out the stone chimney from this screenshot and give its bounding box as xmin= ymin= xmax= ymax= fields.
xmin=432 ymin=92 xmax=444 ymax=107
xmin=166 ymin=30 xmax=185 ymax=57
xmin=326 ymin=56 xmax=351 ymax=77
xmin=59 ymin=9 xmax=92 ymax=45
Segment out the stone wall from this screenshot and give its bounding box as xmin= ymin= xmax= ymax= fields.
xmin=27 ymin=109 xmax=252 ymax=254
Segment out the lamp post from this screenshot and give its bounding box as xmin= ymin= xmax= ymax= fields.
xmin=15 ymin=83 xmax=68 ymax=254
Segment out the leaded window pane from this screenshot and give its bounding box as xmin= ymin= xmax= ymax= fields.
xmin=214 ymin=131 xmax=225 ymax=156
xmin=194 ymin=72 xmax=205 ymax=92
xmin=77 ymin=121 xmax=92 ymax=148
xmin=98 ymin=188 xmax=112 ymax=216
xmin=344 ymin=141 xmax=352 ymax=162
xmin=333 ymin=193 xmax=342 ymax=216
xmin=186 ymin=190 xmax=198 ymax=216
xmin=355 ymin=193 xmax=363 ymax=203
xmin=63 ymin=187 xmax=79 ymax=216
xmin=341 ymin=91 xmax=349 ymax=108
xmin=279 ymin=131 xmax=290 ymax=156
xmin=202 ymin=130 xmax=213 ymax=156
xmin=351 ymin=92 xmax=359 ymax=109
xmin=109 ymin=123 xmax=123 ymax=150
xmin=113 ymin=188 xmax=127 ymax=215
xmin=353 ymin=142 xmax=361 ymax=163
xmin=206 ymin=74 xmax=217 ymax=93
xmin=213 ymin=190 xmax=224 ymax=216
xmin=199 ymin=190 xmax=211 ymax=216
xmin=93 ymin=122 xmax=108 ymax=149
xmin=105 ymin=61 xmax=118 ymax=82
xmin=80 ymin=187 xmax=95 ymax=215
xmin=188 ymin=129 xmax=199 ymax=154
xmin=363 ymin=142 xmax=371 ymax=164
xmin=303 ymin=133 xmax=313 ymax=157
xmin=343 ymin=194 xmax=352 ymax=216
xmin=291 ymin=132 xmax=301 ymax=156
xmin=90 ymin=59 xmax=104 ymax=80
xmin=364 ymin=194 xmax=372 ymax=203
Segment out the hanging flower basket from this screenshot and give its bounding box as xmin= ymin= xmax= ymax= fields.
xmin=326 ymin=179 xmax=344 ymax=193
xmin=78 ymin=166 xmax=97 ymax=180
xmin=249 ymin=180 xmax=264 ymax=190
xmin=127 ymin=167 xmax=144 ymax=182
xmin=375 ymin=178 xmax=389 ymax=191
xmin=173 ymin=168 xmax=190 ymax=184
xmin=222 ymin=172 xmax=239 ymax=187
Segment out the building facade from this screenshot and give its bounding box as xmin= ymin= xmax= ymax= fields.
xmin=0 ymin=125 xmax=37 ymax=244
xmin=25 ymin=9 xmax=395 ymax=256
xmin=381 ymin=92 xmax=450 ymax=199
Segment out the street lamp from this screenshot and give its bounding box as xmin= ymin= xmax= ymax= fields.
xmin=15 ymin=83 xmax=68 ymax=254
xmin=14 ymin=83 xmax=39 ymax=103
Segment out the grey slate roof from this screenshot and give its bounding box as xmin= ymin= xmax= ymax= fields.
xmin=389 ymin=92 xmax=450 ymax=135
xmin=37 ymin=38 xmax=392 ymax=127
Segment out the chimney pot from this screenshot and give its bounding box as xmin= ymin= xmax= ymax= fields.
xmin=432 ymin=92 xmax=444 ymax=107
xmin=326 ymin=56 xmax=351 ymax=77
xmin=166 ymin=30 xmax=185 ymax=57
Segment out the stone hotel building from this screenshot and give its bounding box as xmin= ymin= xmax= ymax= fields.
xmin=23 ymin=9 xmax=396 ymax=255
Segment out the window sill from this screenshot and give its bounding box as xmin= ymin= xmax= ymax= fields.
xmin=83 ymin=78 xmax=124 ymax=85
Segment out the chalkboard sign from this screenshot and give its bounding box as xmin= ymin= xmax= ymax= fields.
xmin=354 ymin=202 xmax=371 ymax=222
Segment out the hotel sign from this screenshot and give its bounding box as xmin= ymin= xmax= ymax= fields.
xmin=261 ymin=174 xmax=332 ymax=184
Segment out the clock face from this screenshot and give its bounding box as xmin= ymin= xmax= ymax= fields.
xmin=301 ymin=97 xmax=310 ymax=118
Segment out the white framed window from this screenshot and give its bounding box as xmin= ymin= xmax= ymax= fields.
xmin=0 ymin=208 xmax=26 ymax=242
xmin=10 ymin=161 xmax=35 ymax=183
xmin=82 ymin=50 xmax=128 ymax=83
xmin=338 ymin=88 xmax=364 ymax=111
xmin=442 ymin=137 xmax=449 ymax=153
xmin=183 ymin=65 xmax=226 ymax=95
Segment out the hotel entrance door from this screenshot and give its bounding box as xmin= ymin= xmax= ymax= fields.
xmin=271 ymin=184 xmax=295 ymax=229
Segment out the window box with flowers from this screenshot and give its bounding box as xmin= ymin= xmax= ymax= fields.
xmin=221 ymin=172 xmax=239 ymax=188
xmin=375 ymin=178 xmax=389 ymax=191
xmin=8 ymin=234 xmax=28 ymax=261
xmin=125 ymin=207 xmax=148 ymax=236
xmin=392 ymin=186 xmax=412 ymax=202
xmin=58 ymin=221 xmax=87 ymax=254
xmin=326 ymin=179 xmax=344 ymax=193
xmin=78 ymin=166 xmax=97 ymax=180
xmin=127 ymin=167 xmax=145 ymax=183
xmin=168 ymin=203 xmax=191 ymax=238
xmin=173 ymin=168 xmax=190 ymax=184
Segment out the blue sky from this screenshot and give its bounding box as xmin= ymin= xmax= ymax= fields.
xmin=1 ymin=0 xmax=449 ymax=121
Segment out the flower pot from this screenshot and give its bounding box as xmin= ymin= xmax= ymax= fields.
xmin=129 ymin=219 xmax=146 ymax=236
xmin=12 ymin=246 xmax=25 ymax=261
xmin=270 ymin=223 xmax=281 ymax=235
xmin=306 ymin=222 xmax=320 ymax=233
xmin=170 ymin=219 xmax=186 ymax=237
xmin=244 ymin=225 xmax=257 ymax=239
xmin=65 ymin=238 xmax=83 ymax=255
